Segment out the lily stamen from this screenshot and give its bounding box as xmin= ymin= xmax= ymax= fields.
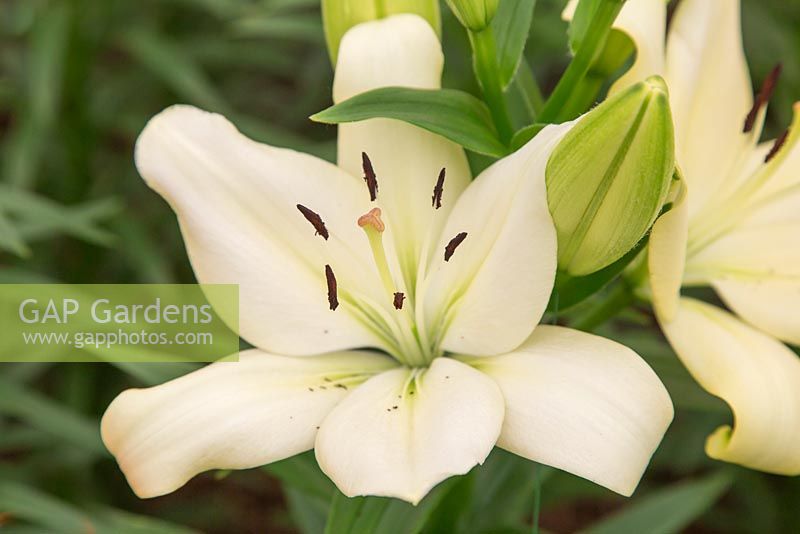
xmin=361 ymin=151 xmax=379 ymax=201
xmin=324 ymin=264 xmax=338 ymax=310
xmin=444 ymin=232 xmax=468 ymax=262
xmin=296 ymin=204 xmax=329 ymax=240
xmin=432 ymin=168 xmax=446 ymax=209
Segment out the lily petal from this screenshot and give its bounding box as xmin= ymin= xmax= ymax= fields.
xmin=101 ymin=349 xmax=397 ymax=498
xmin=689 ymin=223 xmax=800 ymax=345
xmin=315 ymin=357 xmax=504 ymax=504
xmin=665 ymin=0 xmax=753 ymax=219
xmin=422 ymin=122 xmax=571 ymax=356
xmin=661 ymin=298 xmax=800 ymax=474
xmin=334 ymin=14 xmax=471 ymax=291
xmin=648 ymin=183 xmax=689 ymax=322
xmin=468 ymin=325 xmax=673 ymax=496
xmin=135 ymin=105 xmax=387 ymax=355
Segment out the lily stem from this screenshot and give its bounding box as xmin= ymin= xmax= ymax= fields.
xmin=571 ymin=280 xmax=633 ymax=332
xmin=537 ymin=0 xmax=625 ymax=124
xmin=516 ymin=61 xmax=545 ymax=121
xmin=470 ymin=26 xmax=514 ymax=144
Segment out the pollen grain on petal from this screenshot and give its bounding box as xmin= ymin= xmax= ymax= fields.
xmin=362 ymin=152 xmax=379 ymax=201
xmin=432 ymin=167 xmax=446 ymax=209
xmin=393 ymin=292 xmax=405 ymax=310
xmin=444 ymin=232 xmax=468 ymax=262
xmin=296 ymin=204 xmax=329 ymax=240
xmin=325 ymin=264 xmax=339 ymax=311
xmin=744 ymin=63 xmax=782 ymax=133
xmin=358 ymin=207 xmax=385 ymax=233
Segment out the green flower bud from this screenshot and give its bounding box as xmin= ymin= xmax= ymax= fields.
xmin=322 ymin=0 xmax=441 ymax=63
xmin=546 ymin=75 xmax=675 ymax=276
xmin=445 ymin=0 xmax=499 ymax=32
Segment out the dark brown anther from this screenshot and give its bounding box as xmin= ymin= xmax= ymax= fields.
xmin=765 ymin=128 xmax=790 ymax=163
xmin=432 ymin=168 xmax=446 ymax=209
xmin=362 ymin=152 xmax=378 ymax=201
xmin=444 ymin=232 xmax=468 ymax=262
xmin=393 ymin=292 xmax=405 ymax=310
xmin=744 ymin=64 xmax=782 ymax=133
xmin=325 ymin=264 xmax=339 ymax=310
xmin=296 ymin=204 xmax=329 ymax=240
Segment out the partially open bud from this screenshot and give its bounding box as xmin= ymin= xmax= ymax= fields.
xmin=445 ymin=0 xmax=499 ymax=32
xmin=546 ymin=76 xmax=675 ymax=276
xmin=322 ymin=0 xmax=441 ymax=63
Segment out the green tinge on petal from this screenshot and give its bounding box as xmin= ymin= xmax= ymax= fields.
xmin=546 ymin=75 xmax=675 ymax=276
xmin=322 ymin=0 xmax=441 ymax=63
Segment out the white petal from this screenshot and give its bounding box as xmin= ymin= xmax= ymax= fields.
xmin=688 ymin=223 xmax=800 ymax=345
xmin=648 ymin=184 xmax=689 ymax=321
xmin=469 ymin=325 xmax=673 ymax=496
xmin=422 ymin=123 xmax=572 ymax=356
xmin=608 ymin=0 xmax=667 ymax=93
xmin=661 ymin=298 xmax=800 ymax=474
xmin=315 ymin=357 xmax=504 ymax=504
xmin=101 ymin=349 xmax=396 ymax=498
xmin=334 ymin=14 xmax=471 ymax=291
xmin=563 ymin=0 xmax=667 ymax=95
xmin=665 ymin=0 xmax=753 ymax=219
xmin=135 ymin=105 xmax=388 ymax=355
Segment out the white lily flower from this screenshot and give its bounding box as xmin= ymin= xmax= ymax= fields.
xmin=591 ymin=0 xmax=800 ymax=474
xmin=101 ymin=14 xmax=672 ymax=503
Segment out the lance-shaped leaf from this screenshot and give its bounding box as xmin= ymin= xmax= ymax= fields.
xmin=311 ymin=87 xmax=508 ymax=157
xmin=492 ymin=0 xmax=537 ymax=89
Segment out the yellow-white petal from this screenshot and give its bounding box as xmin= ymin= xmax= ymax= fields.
xmin=608 ymin=0 xmax=667 ymax=93
xmin=665 ymin=0 xmax=753 ymax=219
xmin=469 ymin=325 xmax=673 ymax=496
xmin=648 ymin=183 xmax=689 ymax=322
xmin=688 ymin=223 xmax=800 ymax=345
xmin=135 ymin=105 xmax=387 ymax=355
xmin=421 ymin=122 xmax=572 ymax=356
xmin=315 ymin=357 xmax=504 ymax=504
xmin=562 ymin=0 xmax=667 ymax=95
xmin=661 ymin=298 xmax=800 ymax=474
xmin=334 ymin=14 xmax=471 ymax=290
xmin=101 ymin=349 xmax=397 ymax=498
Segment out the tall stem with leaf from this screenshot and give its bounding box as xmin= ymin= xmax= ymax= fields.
xmin=470 ymin=27 xmax=514 ymax=144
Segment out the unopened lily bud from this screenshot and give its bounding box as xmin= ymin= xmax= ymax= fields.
xmin=445 ymin=0 xmax=499 ymax=32
xmin=546 ymin=75 xmax=675 ymax=276
xmin=322 ymin=0 xmax=441 ymax=63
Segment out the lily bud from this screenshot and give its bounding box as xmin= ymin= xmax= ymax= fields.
xmin=322 ymin=0 xmax=441 ymax=63
xmin=445 ymin=0 xmax=499 ymax=32
xmin=546 ymin=75 xmax=675 ymax=276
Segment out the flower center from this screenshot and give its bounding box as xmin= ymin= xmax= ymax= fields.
xmin=296 ymin=152 xmax=470 ymax=368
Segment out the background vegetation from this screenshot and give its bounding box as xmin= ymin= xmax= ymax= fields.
xmin=1 ymin=0 xmax=799 ymax=532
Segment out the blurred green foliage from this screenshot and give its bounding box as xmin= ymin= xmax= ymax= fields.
xmin=0 ymin=0 xmax=799 ymax=532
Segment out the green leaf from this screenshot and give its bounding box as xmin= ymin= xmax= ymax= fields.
xmin=468 ymin=450 xmax=554 ymax=532
xmin=581 ymin=471 xmax=733 ymax=534
xmin=265 ymin=451 xmax=336 ymax=502
xmin=492 ymin=0 xmax=536 ymax=89
xmin=0 ymin=377 xmax=106 ymax=457
xmin=324 ymin=492 xmax=391 ymax=534
xmin=510 ymin=123 xmax=547 ymax=151
xmin=311 ymin=87 xmax=508 ymax=157
xmin=2 ymin=1 xmax=69 ymax=188
xmin=121 ymin=29 xmax=229 ymax=112
xmin=0 ymin=483 xmax=91 ymax=533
